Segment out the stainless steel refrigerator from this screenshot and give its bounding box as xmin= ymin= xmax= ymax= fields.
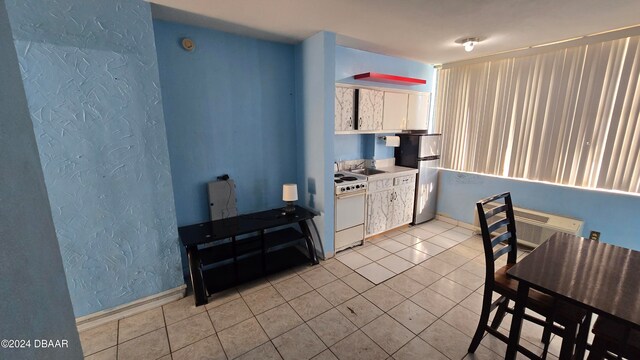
xmin=394 ymin=133 xmax=441 ymax=224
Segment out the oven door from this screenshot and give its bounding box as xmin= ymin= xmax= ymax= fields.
xmin=335 ymin=191 xmax=366 ymax=232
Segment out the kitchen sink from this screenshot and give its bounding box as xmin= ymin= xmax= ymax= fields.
xmin=349 ymin=168 xmax=387 ymax=176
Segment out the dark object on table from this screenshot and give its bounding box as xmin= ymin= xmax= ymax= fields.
xmin=468 ymin=192 xmax=588 ymax=360
xmin=588 ymin=317 xmax=640 ymax=359
xmin=179 ymin=205 xmax=319 ymax=306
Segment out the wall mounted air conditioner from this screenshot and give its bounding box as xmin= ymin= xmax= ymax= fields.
xmin=475 ymin=203 xmax=584 ymax=248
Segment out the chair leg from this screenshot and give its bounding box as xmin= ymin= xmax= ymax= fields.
xmin=490 ymin=298 xmax=508 ymax=329
xmin=587 ymin=335 xmax=608 ymax=360
xmin=468 ymin=288 xmax=494 ymax=353
xmin=559 ymin=321 xmax=578 ymax=360
xmin=574 ymin=313 xmax=592 ymax=360
xmin=541 ymin=321 xmax=552 ymax=345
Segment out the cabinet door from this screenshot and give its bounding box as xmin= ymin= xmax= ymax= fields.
xmin=387 ymin=190 xmax=402 ymax=229
xmin=358 ymin=89 xmax=384 ymax=131
xmin=383 ymin=92 xmax=408 ymax=130
xmin=406 ymin=93 xmax=431 ymax=130
xmin=395 ymin=182 xmax=416 ymax=225
xmin=366 ymin=189 xmax=392 ymax=236
xmin=335 ymin=87 xmax=355 ymax=131
xmin=388 ymin=173 xmax=416 ymax=228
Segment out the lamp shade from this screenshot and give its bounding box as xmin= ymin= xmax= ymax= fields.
xmin=282 ymin=184 xmax=298 ymax=202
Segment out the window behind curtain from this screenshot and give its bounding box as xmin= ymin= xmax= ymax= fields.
xmin=435 ymin=35 xmax=640 ymax=193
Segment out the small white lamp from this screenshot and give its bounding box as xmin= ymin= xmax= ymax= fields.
xmin=282 ymin=183 xmax=298 ymax=214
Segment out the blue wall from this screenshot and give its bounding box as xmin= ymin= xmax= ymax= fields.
xmin=154 ymin=20 xmax=298 ymax=226
xmin=0 ymin=0 xmax=82 ymax=356
xmin=295 ymin=32 xmax=336 ymax=257
xmin=438 ymin=169 xmax=640 ymax=250
xmin=333 ymin=46 xmax=436 ymax=162
xmin=334 ymin=134 xmax=365 ymax=161
xmin=6 ymin=0 xmax=183 ymax=317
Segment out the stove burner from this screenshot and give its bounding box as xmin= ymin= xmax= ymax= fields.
xmin=334 ymin=173 xmax=344 ymax=178
xmin=341 ymin=176 xmax=357 ymax=181
xmin=334 ymin=179 xmax=344 ymax=183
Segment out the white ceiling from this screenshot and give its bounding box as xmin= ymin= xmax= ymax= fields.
xmin=149 ymin=0 xmax=640 ymax=64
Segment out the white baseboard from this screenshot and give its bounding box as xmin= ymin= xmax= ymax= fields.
xmin=436 ymin=213 xmax=479 ymax=233
xmin=76 ymin=284 xmax=187 ymax=332
xmin=436 ymin=215 xmax=458 ymax=226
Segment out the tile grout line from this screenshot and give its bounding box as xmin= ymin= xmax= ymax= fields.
xmin=115 ymin=318 xmax=119 ymax=360
xmin=161 ymin=304 xmax=172 ymax=357
xmin=90 ymin=225 xmax=497 ymax=360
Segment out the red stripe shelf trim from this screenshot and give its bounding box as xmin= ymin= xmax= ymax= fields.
xmin=353 ymin=72 xmax=426 ymax=86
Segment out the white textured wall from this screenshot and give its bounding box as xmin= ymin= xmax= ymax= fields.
xmin=5 ymin=0 xmax=184 ymax=316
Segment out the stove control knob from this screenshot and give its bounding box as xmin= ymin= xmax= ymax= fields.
xmin=355 ymin=185 xmax=360 ymax=189
xmin=341 ymin=187 xmax=345 ymax=192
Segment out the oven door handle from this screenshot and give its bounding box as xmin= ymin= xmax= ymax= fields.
xmin=336 ymin=191 xmax=366 ymax=199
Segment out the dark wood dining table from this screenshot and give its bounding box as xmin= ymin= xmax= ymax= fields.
xmin=505 ymin=233 xmax=640 ymax=360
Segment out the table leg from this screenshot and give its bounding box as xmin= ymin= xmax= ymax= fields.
xmin=186 ymin=245 xmax=208 ymax=306
xmin=260 ymin=230 xmax=267 ymax=274
xmin=299 ymin=220 xmax=319 ymax=265
xmin=231 ymin=236 xmax=238 ymax=282
xmin=506 ymin=282 xmax=529 ymax=360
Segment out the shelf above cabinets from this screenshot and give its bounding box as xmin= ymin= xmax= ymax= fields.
xmin=354 ymin=72 xmax=426 ymax=86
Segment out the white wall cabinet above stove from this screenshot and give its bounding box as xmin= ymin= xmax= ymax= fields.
xmin=335 ymin=85 xmax=431 ymax=134
xmin=335 ymin=87 xmax=355 ymax=131
xmin=357 ymin=88 xmax=384 ymax=131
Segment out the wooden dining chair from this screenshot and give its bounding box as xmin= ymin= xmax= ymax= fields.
xmin=587 ymin=317 xmax=640 ymax=359
xmin=468 ymin=192 xmax=588 ymax=359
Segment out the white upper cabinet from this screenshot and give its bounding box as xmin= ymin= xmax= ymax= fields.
xmin=357 ymin=89 xmax=384 ymax=131
xmin=335 ymin=87 xmax=355 ymax=131
xmin=406 ymin=93 xmax=431 ymax=130
xmin=383 ymin=92 xmax=408 ymax=130
xmin=334 ymin=85 xmax=429 ymax=133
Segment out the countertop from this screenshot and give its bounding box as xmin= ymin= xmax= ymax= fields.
xmin=345 ymin=165 xmax=417 ymax=181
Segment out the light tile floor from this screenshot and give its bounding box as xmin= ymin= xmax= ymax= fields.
xmin=79 ymin=220 xmax=567 ymax=360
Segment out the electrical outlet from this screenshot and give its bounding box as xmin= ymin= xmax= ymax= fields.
xmin=589 ymin=231 xmax=600 ymax=241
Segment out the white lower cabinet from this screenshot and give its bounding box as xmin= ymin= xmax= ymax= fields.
xmin=366 ymin=174 xmax=416 ymax=237
xmin=366 ymin=189 xmax=392 ymax=236
xmin=392 ymin=183 xmax=416 ymax=227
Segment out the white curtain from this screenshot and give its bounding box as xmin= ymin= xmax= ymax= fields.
xmin=436 ymin=36 xmax=640 ymax=193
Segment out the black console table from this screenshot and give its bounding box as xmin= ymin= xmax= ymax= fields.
xmin=178 ymin=206 xmax=319 ymax=306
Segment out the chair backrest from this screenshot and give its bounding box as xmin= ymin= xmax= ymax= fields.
xmin=476 ymin=192 xmax=519 ymax=281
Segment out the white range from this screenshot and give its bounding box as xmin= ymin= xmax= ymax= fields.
xmin=334 ymin=172 xmax=368 ymax=252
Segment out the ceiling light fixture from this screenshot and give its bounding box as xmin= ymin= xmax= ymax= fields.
xmin=464 ymin=38 xmax=479 ymax=52
xmin=456 ymin=37 xmax=481 ymax=52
